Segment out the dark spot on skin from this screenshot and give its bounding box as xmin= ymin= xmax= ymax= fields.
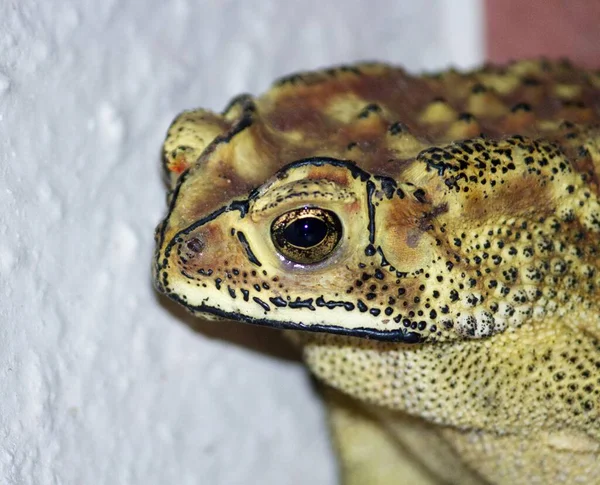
xmin=288 ymin=298 xmax=315 ymax=310
xmin=511 ymin=102 xmax=532 ymax=113
xmin=186 ymin=237 xmax=204 ymax=253
xmin=269 ymin=297 xmax=288 ymax=307
xmin=388 ymin=121 xmax=408 ymax=135
xmin=253 ymin=297 xmax=271 ymax=312
xmin=458 ymin=112 xmax=475 ymax=122
xmin=237 ymin=231 xmax=262 ymax=267
xmin=413 ymin=188 xmax=427 ymax=203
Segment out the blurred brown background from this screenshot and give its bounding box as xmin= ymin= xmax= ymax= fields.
xmin=487 ymin=0 xmax=600 ymax=68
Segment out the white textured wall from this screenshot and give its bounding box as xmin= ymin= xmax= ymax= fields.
xmin=0 ymin=1 xmax=482 ymax=483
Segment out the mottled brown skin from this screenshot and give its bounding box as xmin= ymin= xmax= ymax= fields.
xmin=154 ymin=60 xmax=600 ymax=484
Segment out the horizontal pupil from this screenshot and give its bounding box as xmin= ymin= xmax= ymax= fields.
xmin=283 ymin=217 xmax=327 ymax=248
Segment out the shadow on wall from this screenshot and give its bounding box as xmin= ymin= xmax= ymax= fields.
xmin=157 ymin=293 xmax=303 ymax=362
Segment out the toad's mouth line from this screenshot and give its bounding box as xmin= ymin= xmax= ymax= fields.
xmin=165 ymin=291 xmax=424 ymax=344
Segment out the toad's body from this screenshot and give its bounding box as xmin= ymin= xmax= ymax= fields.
xmin=154 ymin=61 xmax=600 ymax=484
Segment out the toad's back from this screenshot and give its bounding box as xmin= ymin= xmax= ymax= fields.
xmin=162 ymin=59 xmax=600 ymax=196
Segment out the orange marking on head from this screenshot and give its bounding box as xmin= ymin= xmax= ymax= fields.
xmin=169 ymin=156 xmax=189 ymax=174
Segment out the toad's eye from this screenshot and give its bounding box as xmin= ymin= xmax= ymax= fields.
xmin=271 ymin=207 xmax=342 ymax=265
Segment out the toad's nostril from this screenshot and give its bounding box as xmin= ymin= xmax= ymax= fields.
xmin=186 ymin=237 xmax=205 ymax=253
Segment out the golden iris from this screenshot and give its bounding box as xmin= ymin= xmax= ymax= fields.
xmin=271 ymin=207 xmax=342 ymax=265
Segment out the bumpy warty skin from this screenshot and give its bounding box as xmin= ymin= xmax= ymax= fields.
xmin=154 ymin=60 xmax=600 ymax=484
